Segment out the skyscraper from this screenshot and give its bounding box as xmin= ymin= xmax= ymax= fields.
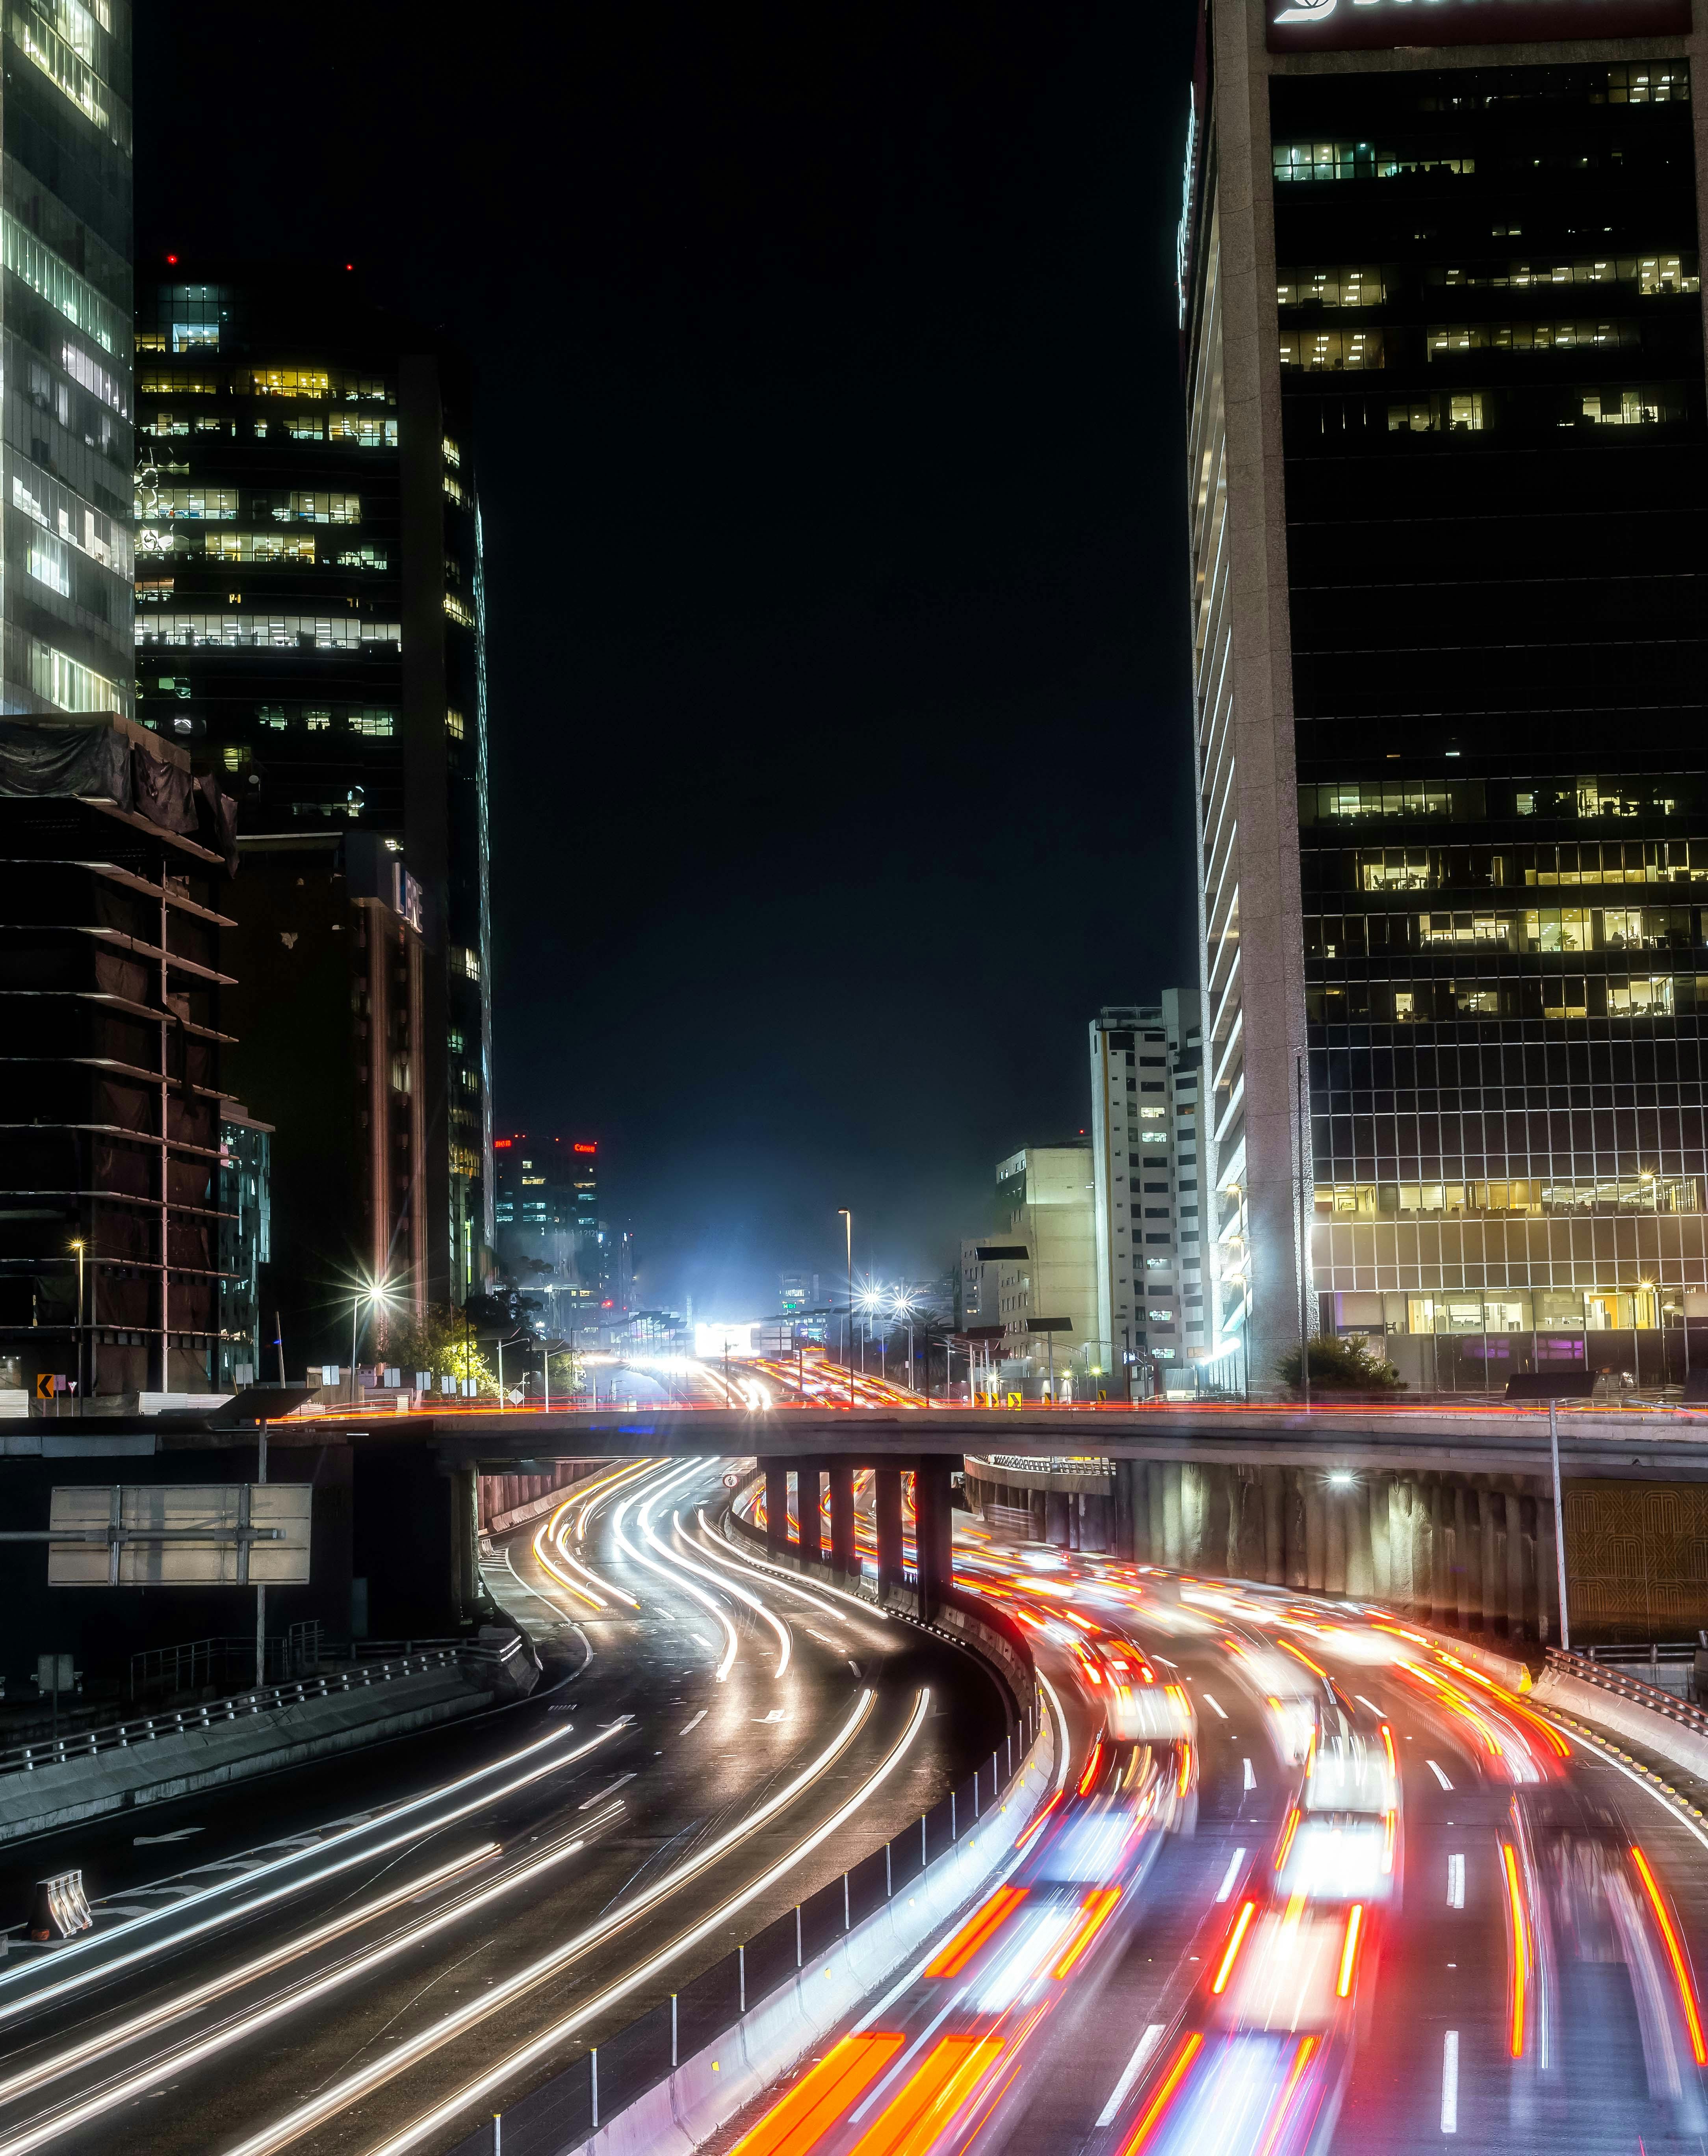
xmin=3 ymin=2 xmax=134 ymax=719
xmin=1182 ymin=0 xmax=1708 ymax=1390
xmin=132 ymin=265 xmax=494 ymax=1308
xmin=1088 ymin=993 xmax=1206 ymax=1385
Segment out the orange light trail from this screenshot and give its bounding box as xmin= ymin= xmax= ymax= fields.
xmin=730 ymin=2033 xmax=905 ymax=2156
xmin=924 ymin=1887 xmax=1027 ymax=1980
xmin=1337 ymin=1903 xmax=1364 ymax=1998
xmin=1631 ymin=1845 xmax=1708 ymax=2065
xmin=1078 ymin=1739 xmax=1105 ymax=1796
xmin=1051 ymin=1887 xmax=1123 ymax=1979
xmin=1502 ymin=1841 xmax=1528 ymax=2057
xmin=846 ymin=2033 xmax=1006 ymax=2156
xmin=1212 ymin=1900 xmax=1256 ymax=1994
xmin=1118 ymin=2032 xmax=1203 ymax=2155
xmin=1277 ymin=1638 xmax=1328 ymax=1680
xmin=1253 ymin=2036 xmax=1319 ymax=2156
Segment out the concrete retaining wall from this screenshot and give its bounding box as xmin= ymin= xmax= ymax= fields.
xmin=0 ymin=1667 xmax=492 ymax=1843
xmin=1533 ymin=1667 xmax=1708 ymax=1784
xmin=563 ymin=1707 xmax=1058 ymax=2156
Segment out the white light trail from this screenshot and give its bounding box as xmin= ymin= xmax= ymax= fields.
xmin=1215 ymin=1848 xmax=1248 ymax=1903
xmin=1427 ymin=1759 xmax=1454 ymax=1791
xmin=1097 ymin=2024 xmax=1165 ymax=2128
xmin=664 ymin=1512 xmax=791 ymax=1678
xmin=351 ymin=1689 xmax=932 ymax=2156
xmin=1441 ymin=2028 xmax=1459 ymax=2132
xmin=221 ymin=1686 xmax=906 ymax=2156
xmin=1448 ymin=1853 xmax=1465 ymax=1909
xmin=609 ymin=1463 xmax=741 ymax=1679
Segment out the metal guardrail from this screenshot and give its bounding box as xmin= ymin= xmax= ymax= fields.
xmin=0 ymin=1645 xmax=469 ymax=1782
xmin=1543 ymin=1646 xmax=1708 ymax=1738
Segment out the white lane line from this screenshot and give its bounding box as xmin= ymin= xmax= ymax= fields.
xmin=1242 ymin=1755 xmax=1256 ymax=1792
xmin=1096 ymin=2024 xmax=1164 ymax=2129
xmin=1441 ymin=2028 xmax=1459 ymax=2132
xmin=1355 ymin=1694 xmax=1385 ymax=1717
xmin=1215 ymin=1849 xmax=1248 ymax=1903
xmin=678 ymin=1712 xmax=706 ymax=1736
xmin=1202 ymin=1693 xmax=1229 ymax=1721
xmin=1427 ymin=1759 xmax=1454 ymax=1791
xmin=577 ymin=1773 xmax=635 ymax=1811
xmin=1447 ymin=1853 xmax=1465 ymax=1909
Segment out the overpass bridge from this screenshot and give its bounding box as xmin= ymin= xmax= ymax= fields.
xmin=8 ymin=1400 xmax=1708 ymax=1670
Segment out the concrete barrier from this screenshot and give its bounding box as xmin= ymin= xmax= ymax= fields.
xmin=0 ymin=1667 xmax=494 ymax=1843
xmin=1532 ymin=1667 xmax=1708 ymax=1784
xmin=562 ymin=1708 xmax=1057 ymax=2156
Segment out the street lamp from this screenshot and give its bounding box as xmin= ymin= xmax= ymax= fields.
xmin=349 ymin=1274 xmax=401 ymax=1405
xmin=69 ymin=1240 xmax=84 ymax=1405
xmin=837 ymin=1208 xmax=853 ymax=1410
xmin=889 ymin=1285 xmax=918 ymax=1392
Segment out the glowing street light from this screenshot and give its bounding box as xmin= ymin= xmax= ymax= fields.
xmin=349 ymin=1272 xmax=405 ymax=1405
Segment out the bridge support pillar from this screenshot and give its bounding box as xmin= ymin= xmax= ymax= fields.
xmin=875 ymin=1466 xmax=904 ymax=1600
xmin=1286 ymin=1470 xmax=1309 ymax=1590
xmin=798 ymin=1466 xmax=823 ymax=1563
xmin=1112 ymin=1459 xmax=1139 ymax=1562
xmin=1147 ymin=1465 xmax=1166 ymax=1565
xmin=1344 ymin=1478 xmax=1372 ymax=1597
xmin=765 ymin=1464 xmax=789 ymax=1558
xmin=1324 ymin=1481 xmax=1346 ymax=1597
xmin=1305 ymin=1475 xmax=1326 ymax=1592
xmin=828 ymin=1462 xmax=856 ymax=1582
xmin=1162 ymin=1463 xmax=1183 ymax=1567
xmin=1368 ymin=1477 xmax=1391 ymax=1600
xmin=1261 ymin=1466 xmax=1284 ymax=1585
xmin=916 ymin=1458 xmax=954 ymax=1619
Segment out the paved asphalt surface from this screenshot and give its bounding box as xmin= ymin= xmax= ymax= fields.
xmin=0 ymin=1452 xmax=1007 ymax=2156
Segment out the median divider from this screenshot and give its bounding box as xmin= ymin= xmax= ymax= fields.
xmin=455 ymin=1694 xmax=1057 ymax=2156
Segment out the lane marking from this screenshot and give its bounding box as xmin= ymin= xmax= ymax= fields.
xmin=678 ymin=1712 xmax=706 ymax=1736
xmin=1202 ymin=1693 xmax=1228 ymax=1721
xmin=1096 ymin=2024 xmax=1164 ymax=2128
xmin=1355 ymin=1694 xmax=1385 ymax=1717
xmin=1215 ymin=1849 xmax=1248 ymax=1903
xmin=1427 ymin=1759 xmax=1454 ymax=1791
xmin=577 ymin=1773 xmax=636 ymax=1811
xmin=1441 ymin=2028 xmax=1459 ymax=2133
xmin=1448 ymin=1853 xmax=1465 ymax=1909
xmin=1242 ymin=1755 xmax=1256 ymax=1792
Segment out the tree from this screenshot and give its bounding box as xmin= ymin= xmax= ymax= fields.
xmin=1277 ymin=1333 xmax=1405 ymax=1394
xmin=381 ymin=1304 xmax=498 ymax=1399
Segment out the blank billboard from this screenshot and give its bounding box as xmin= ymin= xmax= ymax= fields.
xmin=47 ymin=1485 xmax=312 ymax=1586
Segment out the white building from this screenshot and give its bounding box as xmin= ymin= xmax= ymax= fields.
xmin=958 ymin=1143 xmax=1097 ymax=1399
xmin=1089 ymin=994 xmax=1208 ymax=1390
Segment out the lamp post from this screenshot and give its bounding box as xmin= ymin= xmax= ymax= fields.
xmin=69 ymin=1240 xmax=84 ymax=1406
xmin=838 ymin=1209 xmax=853 ymax=1410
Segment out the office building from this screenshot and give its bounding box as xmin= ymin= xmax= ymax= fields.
xmin=1181 ymin=0 xmax=1708 ymax=1390
xmin=216 ymin=1099 xmax=272 ymax=1388
xmin=958 ymin=1143 xmax=1098 ymax=1398
xmin=0 ymin=716 xmax=244 ymax=1400
xmin=218 ymin=829 xmax=431 ymax=1374
xmin=0 ymin=4 xmax=134 ymax=724
xmin=1088 ymin=994 xmax=1207 ymax=1386
xmin=494 ymin=1135 xmax=602 ymax=1324
xmin=132 ymin=264 xmax=493 ymax=1307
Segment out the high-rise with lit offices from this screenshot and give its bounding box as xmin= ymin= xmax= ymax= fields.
xmin=2 ymin=3 xmax=134 ymax=719
xmin=1181 ymin=0 xmax=1708 ymax=1389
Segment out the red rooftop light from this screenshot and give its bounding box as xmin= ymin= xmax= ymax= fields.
xmin=166 ymin=253 xmax=178 ymax=264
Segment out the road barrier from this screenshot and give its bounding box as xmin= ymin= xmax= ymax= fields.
xmin=451 ymin=1693 xmax=1054 ymax=2156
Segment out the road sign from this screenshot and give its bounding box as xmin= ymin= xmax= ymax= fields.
xmin=507 ymin=1387 xmax=524 ymax=1406
xmin=44 ymin=1485 xmax=311 ymax=1586
xmin=722 ymin=1472 xmax=741 ymax=1489
xmin=34 ymin=1374 xmax=53 ymax=1400
xmin=36 ymin=1654 xmax=72 ymax=1693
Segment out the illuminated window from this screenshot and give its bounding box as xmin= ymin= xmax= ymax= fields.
xmin=11 ymin=6 xmax=116 ymax=139
xmin=268 ymin=492 xmax=360 ymax=524
xmin=258 ymin=706 xmax=287 ymax=730
xmin=251 ymin=369 xmax=331 ymax=399
xmin=1387 ymin=394 xmax=1483 ymax=433
xmin=1273 ymin=142 xmax=1473 ymax=183
xmin=1606 ymin=62 xmax=1690 ymax=102
xmin=329 ymin=415 xmax=397 ymax=448
xmin=1431 ymin=253 xmax=1699 ymax=296
xmin=61 ymin=342 xmax=124 ymax=413
xmin=442 ymin=435 xmax=461 ymax=468
xmin=446 ymin=708 xmax=466 ymax=740
xmin=139 ymin=371 xmax=221 ymax=395
xmin=443 ymin=470 xmax=467 ymax=508
xmin=336 ymin=545 xmax=388 ymax=569
xmin=1276 ymin=266 xmax=1386 ymax=308
xmin=304 ymin=709 xmax=330 ymax=730
xmin=349 ymin=709 xmax=395 ymax=738
xmin=134 ymin=614 xmax=400 ymax=651
xmin=1426 ymin=320 xmax=1639 ymax=356
xmin=285 ymin=414 xmax=325 ymax=441
xmin=201 ymin=533 xmax=316 ymax=563
xmin=443 ymin=591 xmax=475 ymax=629
xmin=26 ymin=532 xmax=69 ymax=595
xmin=29 ymin=639 xmax=123 ymax=714
xmin=221 ymin=743 xmax=250 ymax=774
xmin=134 ymin=485 xmax=237 ymax=520
xmin=1277 ymin=327 xmax=1381 ymax=371
xmin=1582 ymin=386 xmax=1681 ymax=426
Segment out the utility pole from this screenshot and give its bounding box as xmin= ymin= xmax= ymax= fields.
xmin=1297 ymin=1053 xmax=1312 ymax=1412
xmin=255 ymin=1417 xmax=268 ymax=1689
xmin=839 ymin=1209 xmax=854 ymax=1411
xmin=1549 ymin=1399 xmax=1571 ymax=1652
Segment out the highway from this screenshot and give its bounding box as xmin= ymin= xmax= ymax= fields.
xmin=0 ymin=1457 xmax=1008 ymax=2156
xmin=707 ymin=1504 xmax=1708 ymax=2156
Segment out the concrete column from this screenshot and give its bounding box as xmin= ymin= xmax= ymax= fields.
xmin=875 ymin=1467 xmax=904 ymax=1599
xmin=1430 ymin=1479 xmax=1452 ymax=1624
xmin=798 ymin=1466 xmax=823 ymax=1563
xmin=1483 ymin=1484 xmax=1504 ymax=1641
xmin=1324 ymin=1483 xmax=1346 ymax=1597
xmin=1204 ymin=1466 xmax=1233 ymax=1577
xmin=1181 ymin=1465 xmax=1205 ymax=1569
xmin=765 ymin=1463 xmax=789 ymax=1558
xmin=451 ymin=1465 xmax=479 ymax=1623
xmin=1457 ymin=1483 xmax=1475 ymax=1630
xmin=916 ymin=1458 xmax=954 ymax=1618
xmin=1413 ymin=1480 xmax=1435 ymax=1625
xmin=1262 ymin=1466 xmax=1285 ymax=1586
xmin=1163 ymin=1463 xmax=1184 ymax=1568
xmin=1112 ymin=1459 xmax=1139 ymax=1561
xmin=1367 ymin=1475 xmax=1389 ymax=1602
xmin=1344 ymin=1484 xmax=1372 ymax=1598
xmin=1538 ymin=1483 xmax=1558 ymax=1646
xmin=1236 ymin=1471 xmax=1265 ymax=1582
xmin=1046 ymin=1487 xmax=1070 ymax=1548
xmin=1520 ymin=1489 xmax=1540 ymax=1641
xmin=1149 ymin=1464 xmax=1167 ymax=1567
xmin=1286 ymin=1470 xmax=1309 ymax=1590
xmin=1385 ymin=1481 xmax=1410 ymax=1613
xmin=828 ymin=1462 xmax=856 ymax=1582
xmin=1030 ymin=1487 xmax=1047 ymax=1542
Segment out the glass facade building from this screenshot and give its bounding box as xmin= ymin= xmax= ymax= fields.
xmin=1182 ymin=1 xmax=1708 ymax=1390
xmin=2 ymin=2 xmax=134 ymax=719
xmin=132 ymin=266 xmax=493 ymax=1308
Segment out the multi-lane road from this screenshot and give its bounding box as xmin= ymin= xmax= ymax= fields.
xmin=0 ymin=1456 xmax=1006 ymax=2156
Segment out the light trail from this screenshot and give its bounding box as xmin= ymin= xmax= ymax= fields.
xmin=690 ymin=1508 xmax=860 ymax=1620
xmin=223 ymin=1687 xmax=919 ymax=2156
xmin=0 ymin=1846 xmax=495 ymax=2109
xmin=0 ymin=1718 xmax=624 ymax=2032
xmin=0 ymin=1819 xmax=627 ymax=2156
xmin=609 ymin=1461 xmax=742 ymax=1678
xmin=661 ymin=1510 xmax=792 ymax=1678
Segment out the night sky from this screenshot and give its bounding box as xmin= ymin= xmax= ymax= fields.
xmin=136 ymin=2 xmax=1201 ymax=1316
